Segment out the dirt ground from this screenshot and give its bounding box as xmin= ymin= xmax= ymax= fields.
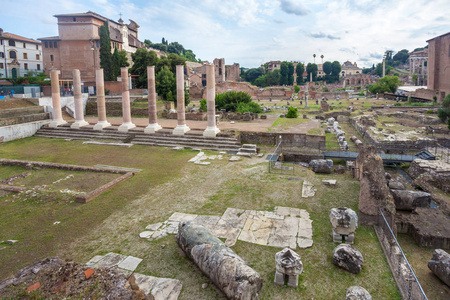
xmin=0 ymin=99 xmax=36 ymax=109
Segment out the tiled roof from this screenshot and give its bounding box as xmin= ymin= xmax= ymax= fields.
xmin=37 ymin=36 xmax=61 ymax=41
xmin=1 ymin=33 xmax=41 ymax=44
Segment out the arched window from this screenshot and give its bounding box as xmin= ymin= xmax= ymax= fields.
xmin=8 ymin=40 xmax=15 ymax=46
xmin=9 ymin=51 xmax=16 ymax=59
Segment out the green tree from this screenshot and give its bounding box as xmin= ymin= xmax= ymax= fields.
xmin=437 ymin=94 xmax=450 ymax=123
xmin=200 ymin=99 xmax=207 ymax=112
xmin=393 ymin=49 xmax=409 ymax=65
xmin=286 ymin=106 xmax=298 ymax=118
xmin=215 ymin=91 xmax=253 ymax=112
xmin=296 ymin=63 xmax=304 ymax=85
xmin=368 ymin=75 xmax=400 ymax=94
xmin=294 ymin=85 xmax=300 ymax=93
xmin=323 ymin=61 xmax=332 ymax=75
xmin=111 ymin=48 xmax=129 ymax=80
xmin=412 ymin=74 xmax=418 ymax=86
xmin=244 ymin=68 xmax=264 ymax=84
xmin=130 ymin=48 xmax=158 ymax=88
xmin=306 ymin=63 xmax=318 ymax=81
xmin=99 ymin=21 xmax=113 ymax=81
xmin=254 ymin=75 xmax=267 ymax=87
xmin=331 ymin=61 xmax=341 ymax=82
xmin=287 ymin=62 xmax=295 ymax=85
xmin=280 ymin=61 xmax=289 ymax=85
xmin=266 ymin=69 xmax=281 ymax=86
xmin=155 ymin=66 xmax=176 ymax=102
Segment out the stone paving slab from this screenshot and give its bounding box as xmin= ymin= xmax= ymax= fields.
xmin=140 ymin=206 xmax=314 ymax=249
xmin=95 ymin=252 xmax=127 ymax=268
xmin=302 ymin=181 xmax=316 ymax=198
xmin=134 ymin=273 xmax=182 ymax=300
xmin=118 ymin=256 xmax=143 ymax=272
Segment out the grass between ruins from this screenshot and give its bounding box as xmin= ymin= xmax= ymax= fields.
xmin=0 ymin=137 xmax=404 ymax=299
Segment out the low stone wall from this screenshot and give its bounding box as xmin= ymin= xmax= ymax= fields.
xmin=76 ymin=172 xmax=133 ymax=203
xmin=167 ymin=112 xmax=206 ymax=121
xmin=0 ymin=106 xmax=44 ymax=118
xmin=239 ymin=132 xmax=325 ymax=146
xmin=0 ymin=120 xmax=50 ymax=142
xmin=0 ymin=113 xmax=50 ymax=127
xmin=282 ymin=153 xmax=325 ymax=163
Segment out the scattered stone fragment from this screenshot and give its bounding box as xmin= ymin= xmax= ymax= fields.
xmin=229 ymin=156 xmax=241 ymax=162
xmin=329 ymin=208 xmax=358 ymax=244
xmin=302 ymin=181 xmax=316 ymax=198
xmin=428 ymin=249 xmax=450 ymax=287
xmin=84 ymin=268 xmax=94 ymax=279
xmin=257 ymin=153 xmax=264 ymax=158
xmin=309 ymin=159 xmax=333 ymax=174
xmin=202 ymin=283 xmax=208 ymax=289
xmin=322 ymin=179 xmax=337 ymax=186
xmin=332 ymin=244 xmax=364 ymax=274
xmin=334 ymin=165 xmax=346 ymax=174
xmin=5 ymin=240 xmax=18 ymax=245
xmin=53 ymin=221 xmax=60 ymax=225
xmin=391 ymin=190 xmax=431 ymax=210
xmin=346 ymin=286 xmax=372 ymax=300
xmin=139 ymin=231 xmax=153 ymax=239
xmin=274 ymin=248 xmax=303 ymax=288
xmin=219 ymin=151 xmax=227 ymax=155
xmin=388 ymin=181 xmax=405 ymax=190
xmin=172 ymin=146 xmax=184 ymax=151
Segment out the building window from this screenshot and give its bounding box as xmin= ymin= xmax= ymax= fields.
xmin=23 ymin=42 xmax=26 ymax=48
xmin=37 ymin=64 xmax=40 ymax=70
xmin=49 ymin=42 xmax=53 ymax=48
xmin=96 ymin=41 xmax=99 ymax=48
xmin=53 ymin=41 xmax=57 ymax=48
xmin=23 ymin=53 xmax=28 ymax=59
xmin=24 ymin=63 xmax=28 ymax=70
xmin=50 ymin=55 xmax=54 ymax=62
xmin=36 ymin=54 xmax=40 ymax=60
xmin=0 ymin=63 xmax=4 ymax=69
xmin=0 ymin=52 xmax=3 ymax=58
xmin=44 ymin=41 xmax=48 ymax=48
xmin=9 ymin=51 xmax=16 ymax=59
xmin=36 ymin=44 xmax=39 ymax=50
xmin=73 ymin=17 xmax=76 ymax=21
xmin=8 ymin=40 xmax=15 ymax=46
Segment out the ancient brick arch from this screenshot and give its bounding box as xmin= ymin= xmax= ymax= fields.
xmin=344 ymin=74 xmax=378 ymax=87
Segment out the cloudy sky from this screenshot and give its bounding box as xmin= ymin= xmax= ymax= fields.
xmin=3 ymin=0 xmax=449 ymax=68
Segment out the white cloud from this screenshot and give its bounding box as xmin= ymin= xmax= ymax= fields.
xmin=279 ymin=0 xmax=309 ymax=16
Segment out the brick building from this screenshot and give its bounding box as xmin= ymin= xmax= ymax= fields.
xmin=427 ymin=32 xmax=450 ymax=101
xmin=38 ymin=11 xmax=144 ymax=83
xmin=0 ymin=28 xmax=43 ymax=78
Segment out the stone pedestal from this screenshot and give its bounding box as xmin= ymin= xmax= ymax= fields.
xmin=71 ymin=69 xmax=89 ymax=129
xmin=173 ymin=65 xmax=190 ymax=136
xmin=145 ymin=66 xmax=162 ymax=134
xmin=94 ymin=68 xmax=111 ymax=130
xmin=329 ymin=207 xmax=358 ymax=244
xmin=49 ymin=70 xmax=67 ymax=127
xmin=203 ymin=64 xmax=220 ymax=138
xmin=118 ymin=67 xmax=136 ymax=132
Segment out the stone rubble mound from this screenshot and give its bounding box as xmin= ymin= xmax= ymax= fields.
xmin=332 ymin=244 xmax=364 ymax=274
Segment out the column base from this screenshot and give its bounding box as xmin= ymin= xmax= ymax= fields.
xmin=93 ymin=121 xmax=112 ymax=131
xmin=144 ymin=123 xmax=162 ymax=134
xmin=49 ymin=119 xmax=67 ymax=128
xmin=71 ymin=120 xmax=90 ymax=129
xmin=203 ymin=126 xmax=220 ymax=137
xmin=173 ymin=124 xmax=190 ymax=136
xmin=118 ymin=122 xmax=136 ymax=132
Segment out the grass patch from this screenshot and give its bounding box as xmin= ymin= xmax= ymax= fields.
xmin=269 ymin=117 xmax=311 ymax=131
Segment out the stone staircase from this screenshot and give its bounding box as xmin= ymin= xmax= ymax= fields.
xmin=237 ymin=144 xmax=257 ymax=157
xmin=35 ymin=125 xmax=241 ymax=152
xmin=0 ymin=106 xmax=50 ymax=127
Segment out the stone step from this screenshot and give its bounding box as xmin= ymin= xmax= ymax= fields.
xmin=35 ymin=132 xmax=128 ymax=140
xmin=238 ymin=148 xmax=257 ymax=154
xmin=132 ymin=141 xmax=240 ymax=152
xmin=132 ymin=137 xmax=240 ymax=147
xmin=242 ymin=144 xmax=257 ymax=149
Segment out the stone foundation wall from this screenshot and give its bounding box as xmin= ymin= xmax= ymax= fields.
xmin=239 ymin=132 xmax=325 ymax=146
xmin=282 ymin=153 xmax=325 ymax=163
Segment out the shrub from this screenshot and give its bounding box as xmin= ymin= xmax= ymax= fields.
xmin=437 ymin=94 xmax=450 ymax=123
xmin=215 ymin=91 xmax=253 ymax=112
xmin=324 ymin=87 xmax=329 ymax=92
xmin=294 ymin=85 xmax=300 ymax=93
xmin=359 ymin=91 xmax=364 ymax=96
xmin=236 ymin=101 xmax=262 ymax=114
xmin=426 ymin=110 xmax=435 ymax=114
xmin=200 ymin=99 xmax=207 ymax=112
xmin=394 ymin=103 xmax=401 ymax=106
xmin=286 ymin=106 xmax=298 ymax=118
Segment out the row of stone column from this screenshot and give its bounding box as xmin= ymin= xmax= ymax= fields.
xmin=48 ymin=65 xmax=220 ymax=137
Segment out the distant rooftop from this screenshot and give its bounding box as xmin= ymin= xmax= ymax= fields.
xmin=0 ymin=32 xmax=41 ymax=44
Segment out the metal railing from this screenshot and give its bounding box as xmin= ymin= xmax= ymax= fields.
xmin=268 ymin=141 xmax=295 ymax=175
xmin=377 ymin=208 xmax=428 ymax=300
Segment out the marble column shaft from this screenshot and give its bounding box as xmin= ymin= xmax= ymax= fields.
xmin=203 ymin=64 xmax=220 ymax=137
xmin=49 ymin=70 xmax=66 ymax=127
xmin=118 ymin=67 xmax=136 ymax=132
xmin=93 ymin=69 xmax=111 ymax=130
xmin=173 ymin=65 xmax=190 ymax=135
xmin=71 ymin=69 xmax=89 ymax=128
xmin=145 ymin=66 xmax=162 ymax=133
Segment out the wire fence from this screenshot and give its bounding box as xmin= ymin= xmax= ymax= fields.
xmin=267 ymin=141 xmax=295 ymax=175
xmin=376 ymin=208 xmax=428 ymax=300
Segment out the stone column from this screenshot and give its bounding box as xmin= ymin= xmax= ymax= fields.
xmin=203 ymin=63 xmax=220 ymax=137
xmin=144 ymin=66 xmax=162 ymax=134
xmin=94 ymin=68 xmax=111 ymax=130
xmin=382 ymin=58 xmax=386 ymax=77
xmin=173 ymin=65 xmax=190 ymax=135
xmin=71 ymin=69 xmax=89 ymax=129
xmin=49 ymin=70 xmax=66 ymax=127
xmin=118 ymin=67 xmax=136 ymax=132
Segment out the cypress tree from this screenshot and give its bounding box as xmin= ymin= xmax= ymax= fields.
xmin=99 ymin=21 xmax=113 ymax=81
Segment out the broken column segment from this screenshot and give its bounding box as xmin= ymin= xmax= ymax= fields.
xmin=329 ymin=207 xmax=358 ymax=244
xmin=176 ymin=221 xmax=262 ymax=300
xmin=274 ymin=248 xmax=303 ymax=288
xmin=309 ymin=159 xmax=333 ymax=174
xmin=332 ymin=244 xmax=364 ymax=274
xmin=428 ymin=249 xmax=450 ymax=287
